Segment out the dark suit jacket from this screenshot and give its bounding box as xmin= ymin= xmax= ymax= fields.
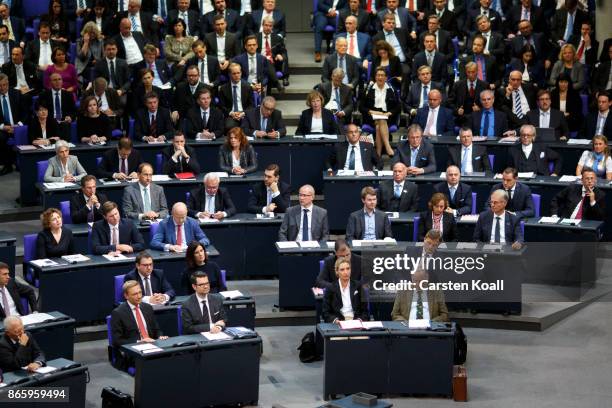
xmin=204 ymin=31 xmax=240 ymax=62
xmin=434 ymin=181 xmax=473 ymax=216
xmin=295 ymin=108 xmax=340 ymax=135
xmin=447 ymin=144 xmax=492 ymax=172
xmin=486 ymin=182 xmax=535 ymax=219
xmin=593 ymin=61 xmax=612 ymax=93
xmin=255 ymin=31 xmax=287 ymax=59
xmin=69 ymin=191 xmax=109 ymax=224
xmin=473 ymin=210 xmax=523 ymax=243
xmin=110 ymin=301 xmax=162 ymax=348
xmin=467 ymin=7 xmax=502 ymax=32
xmin=402 ymin=80 xmax=445 ymax=112
xmin=162 ymin=144 xmax=200 ymax=175
xmin=172 ymin=81 xmax=209 ymax=118
xmin=508 ymin=143 xmax=561 ymax=175
xmin=247 ymin=181 xmax=291 ymax=213
xmin=392 ymin=140 xmax=437 ymax=173
xmin=278 ymin=204 xmax=329 ymax=242
xmin=124 ymin=268 xmax=175 ymax=300
xmin=334 ymin=31 xmax=372 ymax=62
xmin=321 ymin=52 xmax=360 ymax=90
xmin=113 ymin=32 xmax=148 ymax=61
xmin=233 ymin=52 xmax=273 ymax=86
xmin=93 ymin=57 xmax=132 ymax=93
xmin=498 ymin=85 xmax=538 ymax=129
xmin=525 ymin=108 xmax=569 ymax=140
xmin=241 ymin=106 xmax=287 ymax=137
xmin=114 ymin=12 xmax=158 ymax=44
xmin=38 ymin=89 xmax=77 ymax=121
xmin=582 ymin=112 xmax=612 ymax=139
xmin=418 ymin=211 xmax=458 ymax=242
xmin=97 ymin=147 xmax=144 ymax=179
xmin=202 ymin=9 xmax=240 ymax=34
xmin=377 ymin=179 xmax=419 ymax=212
xmin=322 ymin=280 xmax=366 ymax=323
xmin=425 ymin=8 xmax=459 ymax=37
xmin=317 ymin=81 xmax=354 ymax=122
xmin=82 ymin=88 xmax=124 ymax=118
xmin=411 ymin=51 xmax=448 ymax=84
xmin=0 ymin=280 xmax=37 ymax=319
xmin=345 ymin=209 xmax=393 ymax=240
xmin=134 ymin=107 xmax=175 ymax=141
xmin=550 ymin=184 xmax=606 ymax=220
xmin=414 ymin=106 xmax=455 ymax=136
xmin=376 ymin=7 xmax=416 ymax=32
xmin=181 ymin=293 xmax=228 ymax=334
xmin=510 ymin=33 xmax=547 ymax=61
xmin=249 ymin=9 xmax=285 ymax=37
xmin=338 ymin=8 xmax=370 ymax=33
xmin=418 ymin=28 xmax=453 ymax=58
xmin=187 ymin=185 xmax=237 ymax=218
xmin=508 ymin=58 xmax=546 ymax=89
xmin=506 ymin=4 xmax=546 ymax=34
xmin=218 ymin=80 xmax=254 ymax=115
xmin=24 ymin=39 xmax=62 ymax=67
xmin=184 ymin=55 xmax=221 ymax=87
xmin=0 ymin=332 xmax=45 ymax=372
xmin=1 ymin=61 xmax=40 ymax=92
xmin=91 ymin=218 xmax=145 ymax=254
xmin=218 ymin=144 xmax=258 ymax=173
xmin=326 ymin=141 xmax=381 ymax=171
xmin=185 ymin=106 xmax=225 ymax=139
xmin=133 ymin=59 xmax=172 ymax=84
xmin=0 ymin=89 xmax=26 ymax=125
xmin=551 ymin=8 xmax=588 ymax=44
xmin=315 ymin=253 xmax=362 ymax=290
xmin=459 ymin=53 xmax=498 ymax=86
xmin=371 ymin=28 xmax=414 ymax=63
xmin=470 ymin=109 xmax=508 ymax=137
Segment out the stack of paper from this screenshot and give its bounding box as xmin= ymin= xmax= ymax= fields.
xmin=200 ymin=218 xmax=220 ymax=223
xmin=17 ymin=145 xmax=37 ymax=150
xmin=538 ymin=216 xmax=559 ymax=224
xmin=408 ymin=319 xmax=430 ymax=329
xmin=276 ymin=241 xmax=299 ymax=249
xmin=336 ymin=170 xmax=355 ymax=176
xmin=560 ymin=218 xmax=580 ymax=226
xmin=325 ymin=241 xmax=336 ymax=249
xmin=299 ymin=241 xmax=320 ymax=248
xmin=210 ymin=172 xmax=229 ymax=178
xmin=370 ymin=114 xmax=388 ymax=121
xmin=493 ymin=173 xmax=503 ymax=179
xmin=102 ymin=253 xmax=128 ymax=261
xmin=459 ymin=214 xmax=480 ymax=223
xmin=34 ymin=366 xmax=58 ymax=374
xmin=219 ymin=290 xmax=244 ymax=299
xmin=385 ymin=212 xmax=399 ymax=219
xmin=152 ymin=175 xmax=171 ymax=182
xmin=61 ymin=254 xmax=90 ymax=263
xmin=483 ymin=244 xmax=503 ymax=251
xmin=100 ymin=180 xmax=121 ymax=185
xmin=457 ymin=242 xmax=478 ymax=249
xmin=377 ymin=170 xmax=393 ymax=176
xmin=43 ymin=182 xmax=76 ymax=189
xmin=439 ymin=172 xmax=446 ymax=178
xmin=339 ymin=320 xmax=364 ymax=330
xmin=354 ymin=238 xmax=397 ymax=247
xmin=518 ymin=172 xmax=535 ymax=178
xmin=566 ymin=139 xmax=591 ymax=145
xmin=202 ymin=331 xmax=233 ymax=341
xmin=21 ymin=313 xmax=55 ymax=326
xmin=356 ymin=171 xmax=375 ymax=176
xmin=558 ymin=175 xmax=578 ymax=182
xmin=30 ymin=259 xmax=58 ymax=267
xmin=498 ymin=136 xmax=519 ymax=143
xmin=131 ymin=343 xmax=163 ymax=354
xmin=362 ymin=321 xmax=384 ymax=329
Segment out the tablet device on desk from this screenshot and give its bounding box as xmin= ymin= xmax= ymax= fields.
xmin=535 ymin=127 xmax=556 ymax=143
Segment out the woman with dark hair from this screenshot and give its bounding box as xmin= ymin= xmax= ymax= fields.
xmin=181 ymin=241 xmax=226 ymax=294
xmin=295 ymin=90 xmax=339 ymax=135
xmin=550 ymin=73 xmax=584 ymax=133
xmin=43 ymin=47 xmax=78 ymax=99
xmin=77 ymin=95 xmax=111 ymax=144
xmin=508 ymin=44 xmax=545 ymax=89
xmin=370 ymin=40 xmax=402 ymax=85
xmin=41 ymin=0 xmax=70 ymax=43
xmin=164 ymin=18 xmax=195 ymax=67
xmin=418 ymin=192 xmax=458 ymax=242
xmin=36 ymin=208 xmax=75 ymax=259
xmin=576 ymin=135 xmax=612 ymax=180
xmin=130 ymin=68 xmax=168 ymax=112
xmin=218 ymin=127 xmax=258 ymax=174
xmin=29 ymin=103 xmax=61 ymax=146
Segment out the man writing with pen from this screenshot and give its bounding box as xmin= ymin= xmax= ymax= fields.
xmin=242 ymin=96 xmax=287 ymax=139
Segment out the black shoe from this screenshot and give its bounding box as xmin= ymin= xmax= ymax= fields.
xmin=283 ymin=78 xmax=289 ymax=87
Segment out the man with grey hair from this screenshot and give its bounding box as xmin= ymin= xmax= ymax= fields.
xmin=321 ymin=37 xmax=360 ymax=89
xmin=392 ymin=124 xmax=437 ymax=175
xmin=508 ymin=124 xmax=562 ymax=176
xmin=278 ymin=184 xmax=329 ymax=241
xmin=474 ymin=189 xmax=523 ymax=248
xmin=257 ymin=15 xmax=289 ymax=87
xmin=242 ymin=95 xmax=287 ymax=138
xmin=317 ymin=67 xmax=354 ymax=125
xmin=187 ymin=173 xmax=236 ymax=220
xmin=499 ymin=70 xmax=537 ymax=129
xmin=0 ymin=315 xmax=46 ymax=372
xmin=470 ymin=89 xmax=509 ymax=137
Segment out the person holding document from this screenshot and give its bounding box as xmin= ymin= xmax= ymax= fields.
xmin=181 ymin=271 xmax=228 ymax=334
xmin=278 ymin=184 xmax=329 ymax=242
xmin=322 ymin=258 xmax=367 ymax=324
xmin=391 ymin=268 xmax=449 ymax=322
xmin=0 ymin=316 xmax=46 ymax=373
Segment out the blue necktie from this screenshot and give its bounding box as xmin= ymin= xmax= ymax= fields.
xmin=449 ymin=186 xmax=456 ymax=202
xmin=482 ymin=111 xmax=490 ymax=137
xmin=335 ymin=88 xmax=341 ymax=108
xmin=54 ymin=92 xmax=62 ymax=121
xmin=260 ymin=116 xmax=267 ymax=131
xmin=2 ymin=95 xmax=10 ymax=124
xmin=160 ymin=0 xmax=167 ymax=19
xmin=339 ymin=56 xmax=348 ymax=84
xmin=422 ymin=85 xmax=429 ymax=108
xmin=564 ymin=12 xmax=574 ymax=42
xmin=410 ymin=147 xmax=418 ymax=167
xmin=394 ymin=184 xmax=401 ymax=198
xmin=494 ymin=216 xmax=501 ymax=243
xmin=461 ymin=147 xmax=468 ymax=174
xmin=232 ymin=85 xmax=239 ymax=112
xmin=302 ymin=209 xmax=309 ymax=241
xmin=348 ymin=146 xmax=355 ymax=170
xmin=130 ymin=14 xmax=138 ymax=31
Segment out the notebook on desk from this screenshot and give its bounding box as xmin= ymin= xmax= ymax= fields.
xmin=535 ymin=127 xmax=556 ymax=143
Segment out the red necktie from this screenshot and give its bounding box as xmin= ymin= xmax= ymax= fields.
xmin=366 ymin=0 xmax=372 ymax=12
xmin=349 ymin=35 xmax=355 ymax=56
xmin=120 ymin=158 xmax=127 ymax=174
xmin=134 ymin=304 xmax=149 ymax=339
xmin=469 ymin=82 xmax=475 ymax=98
xmin=409 ymin=0 xmax=415 ymax=12
xmin=264 ymin=35 xmax=273 ymax=62
xmin=176 ymin=223 xmax=182 ymax=246
xmin=476 ymin=58 xmax=484 ymax=81
xmin=575 ymin=196 xmax=587 ymax=219
xmin=576 ymin=40 xmax=585 ymax=61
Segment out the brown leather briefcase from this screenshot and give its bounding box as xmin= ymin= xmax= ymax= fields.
xmin=453 ymin=365 xmax=468 ymax=402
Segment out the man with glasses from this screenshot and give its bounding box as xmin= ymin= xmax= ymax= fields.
xmin=181 ymin=271 xmax=228 ymax=334
xmin=499 ymin=70 xmax=537 ymax=130
xmin=474 ymin=189 xmax=523 ymax=249
xmin=124 ymin=251 xmax=175 ymax=305
xmin=278 ymin=184 xmax=329 ymax=242
xmin=508 ymin=124 xmax=561 ymax=176
xmin=187 ymin=172 xmax=237 ymax=219
xmin=242 ymin=95 xmax=286 ymax=138
xmin=526 ymin=89 xmax=569 ymax=141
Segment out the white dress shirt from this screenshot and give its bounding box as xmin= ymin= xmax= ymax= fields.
xmin=15 ymin=64 xmax=28 ymax=89
xmin=216 ymin=34 xmax=227 ymax=62
xmin=490 ymin=211 xmax=506 ymax=244
xmin=338 ymin=280 xmax=355 ymax=320
xmin=296 ymin=204 xmax=314 ymax=242
xmin=461 ymin=144 xmax=474 ymax=173
xmin=0 ymin=285 xmax=19 ymax=316
xmin=374 ymin=84 xmax=389 ymax=111
xmin=310 ymin=116 xmax=323 ymax=133
xmin=122 ymin=35 xmax=143 ymax=65
xmin=344 ymin=142 xmax=364 ymax=171
xmin=596 ymin=110 xmax=609 ymax=135
xmin=522 ymin=143 xmax=533 ymax=159
xmin=539 ymin=109 xmax=551 ymax=128
xmin=39 ymin=40 xmax=52 ymax=67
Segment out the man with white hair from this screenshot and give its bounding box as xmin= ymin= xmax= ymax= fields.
xmin=321 ymin=37 xmax=360 ymax=89
xmin=0 ymin=315 xmax=46 ymax=372
xmin=317 ymin=68 xmax=355 ymax=125
xmin=150 ymin=202 xmax=210 ymax=252
xmin=278 ymin=185 xmax=329 ymax=242
xmin=473 ymin=189 xmax=523 ymax=248
xmin=187 ymin=173 xmax=237 ymax=219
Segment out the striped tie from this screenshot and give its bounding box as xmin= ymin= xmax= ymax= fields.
xmin=514 ymin=90 xmax=524 ymax=119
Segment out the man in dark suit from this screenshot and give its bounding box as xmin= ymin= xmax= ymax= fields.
xmin=336 ymin=15 xmax=372 ymax=69
xmin=372 ymin=13 xmax=415 ymax=77
xmin=134 ymin=91 xmax=175 ymax=143
xmin=0 ymin=72 xmax=26 ymax=174
xmin=162 ymin=131 xmax=200 ymax=175
xmin=462 ymin=34 xmax=498 ymax=87
xmin=592 ymin=52 xmax=612 ymax=93
xmin=412 ymin=33 xmax=447 ymax=85
xmin=447 ymin=127 xmax=492 ymax=173
xmin=434 ymin=165 xmax=473 ymax=217
xmin=550 ymin=168 xmax=606 ymax=221
xmin=70 ymin=175 xmax=109 ymax=224
xmin=321 ymin=37 xmax=360 ymax=90
xmin=414 ymin=89 xmax=455 ymax=137
xmin=278 ymin=184 xmax=329 ymax=241
xmin=466 ymin=0 xmax=503 ymax=33
xmin=172 ymin=65 xmax=210 ymax=120
xmin=181 ymin=271 xmax=228 ymax=334
xmin=582 ymin=91 xmax=612 ymax=139
xmin=249 ymin=0 xmax=286 ymax=38
xmin=486 ymin=167 xmax=535 ymax=219
xmin=124 ymin=252 xmax=175 ymax=304
xmin=113 ymin=18 xmax=148 ymax=67
xmin=448 ymin=61 xmax=488 ymax=126
xmin=0 ymin=316 xmax=45 ymax=373
xmin=377 ymin=162 xmax=419 ymax=212
xmin=168 ymin=0 xmax=201 ymax=38
xmin=202 ymin=0 xmax=240 ymax=34
xmin=114 ymin=1 xmax=159 ymax=45
xmin=187 ymin=172 xmax=237 ymax=219
xmin=526 ymin=89 xmax=569 ymax=140
xmin=0 ymin=3 xmax=25 ymax=44
xmin=97 ymin=136 xmax=143 ymax=180
xmin=498 ymin=71 xmax=537 ymax=130
xmin=505 ymin=0 xmax=546 ymax=34
xmin=218 ymin=62 xmax=254 ymax=130
xmin=94 ymin=39 xmax=132 ymax=99
xmin=110 ymin=280 xmax=167 ymax=369
xmin=473 ymin=189 xmax=523 ymax=248
xmin=241 ymin=95 xmax=286 ymax=138
xmin=233 ymin=35 xmax=282 ymax=93
xmin=418 ymin=15 xmax=453 ymax=58
xmin=470 ymin=89 xmax=509 ymax=137
xmin=551 ymin=0 xmax=588 ymax=46
xmin=1 ymin=46 xmax=39 ymax=94
xmin=257 ymin=15 xmax=289 ymax=86
xmin=204 ymin=15 xmax=240 ymax=72
xmin=509 ymin=20 xmax=548 ymax=63
xmin=184 ymin=40 xmax=221 ymax=88
xmin=313 ymin=0 xmax=347 ymax=61
xmin=0 ymin=262 xmax=37 ymax=319
xmin=185 ymin=88 xmax=225 ymax=140
xmin=377 ymin=0 xmax=417 ymax=34
xmin=508 ymin=124 xmax=562 ymax=176
xmin=317 ymin=70 xmax=354 ymax=126
xmin=24 ymin=23 xmax=60 ymax=73
xmin=133 ymin=44 xmax=173 ymax=85
xmin=0 ymin=25 xmax=16 ymax=66
xmin=346 ymin=186 xmax=393 ymax=240
xmin=91 ymin=201 xmax=145 ymax=255
xmin=315 ymin=239 xmax=362 ymax=289
xmin=426 ymin=0 xmax=460 ymax=37
xmin=402 ymin=65 xmax=445 ymax=115
xmin=39 ymin=73 xmax=77 ymax=140
xmin=247 ymin=163 xmax=290 ymax=214
xmin=392 ymin=124 xmax=437 ymax=174
xmin=326 ymin=123 xmax=381 ymax=171
xmin=338 ymin=0 xmax=370 ymax=34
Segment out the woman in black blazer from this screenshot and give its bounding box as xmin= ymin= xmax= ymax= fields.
xmin=295 ymin=90 xmax=340 ymax=135
xmin=77 ymin=95 xmax=112 ymax=144
xmin=218 ymin=127 xmax=258 ymax=174
xmin=508 ymin=45 xmax=545 ymax=89
xmin=322 ymin=258 xmax=367 ymax=323
xmin=370 ymin=40 xmax=402 ymax=89
xmin=36 ymin=208 xmax=75 ymax=259
xmin=550 ymin=73 xmax=584 ymax=133
xmin=418 ymin=193 xmax=458 ymax=242
xmin=362 ymin=67 xmax=400 ymax=158
xmin=181 ymin=241 xmax=227 ymax=294
xmin=130 ymin=68 xmax=169 ymax=113
xmin=28 ymin=103 xmax=61 ymax=146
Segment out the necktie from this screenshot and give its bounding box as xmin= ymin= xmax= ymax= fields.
xmin=134 ymin=305 xmax=149 ymax=339
xmin=130 ymin=14 xmax=138 ymax=32
xmin=410 ymin=147 xmax=418 ymax=167
xmin=160 ymin=0 xmax=167 ymax=19
xmin=348 ymin=145 xmax=355 ymax=170
xmin=144 ymin=277 xmax=152 ymax=296
xmin=143 ymin=187 xmax=151 ymax=212
xmin=264 ymin=35 xmax=273 ymax=61
xmin=469 ymin=82 xmax=475 ymax=98
xmin=201 ymin=110 xmax=208 ymax=128
xmin=207 ymin=195 xmax=214 ymax=212
xmin=564 ymin=12 xmax=574 ymax=42
xmin=506 ymin=189 xmax=514 ymax=209
xmin=366 ymin=0 xmax=372 ymax=12
xmin=201 ymin=299 xmax=210 ymax=322
xmin=416 ymin=290 xmax=423 ymax=319
xmin=2 ymin=42 xmax=7 ymax=63
xmin=461 ymin=147 xmax=468 ymax=174
xmin=575 ymin=195 xmax=586 ymax=219
xmin=339 ymin=56 xmax=348 ymax=84
xmin=425 ymin=108 xmax=436 ymax=135
xmin=394 ymin=184 xmax=401 ymax=198
xmin=200 ymin=59 xmax=206 ymax=82
xmin=335 ymin=87 xmax=341 ymax=109
xmin=482 ymin=111 xmax=490 ymax=136
xmin=514 ymin=90 xmax=524 ymax=119
xmin=427 ymin=52 xmax=433 ymax=67
xmin=121 ymin=158 xmax=127 ymax=174
xmin=54 ymin=92 xmax=62 ymax=120
xmin=150 ymin=113 xmax=157 ymax=137
xmin=109 ymin=60 xmax=117 ymax=87
xmin=176 ymin=223 xmax=183 ymax=246
xmin=266 ymin=188 xmax=272 ymax=205
xmin=79 ymin=0 xmax=85 ymax=8
xmin=302 ymin=209 xmax=309 ymax=241
xmin=476 ymin=56 xmax=485 ymax=81
xmin=41 ymin=41 xmax=48 ymax=65
xmin=349 ymin=34 xmax=355 ymax=56
xmin=408 ymin=0 xmax=415 ymax=12
xmin=422 ymin=85 xmax=429 ymax=107
xmin=494 ymin=216 xmax=501 ymax=243
xmin=576 ymin=40 xmax=585 ymax=61
xmin=112 ymin=226 xmax=118 ymax=247
xmin=2 ymin=95 xmax=10 ymax=124
xmin=119 ymin=0 xmax=125 ymax=12
xmin=1 ymin=287 xmax=10 ymax=316
xmin=249 ymin=56 xmax=256 ymax=78
xmin=232 ymin=85 xmax=239 ymax=112
xmin=449 ymin=186 xmax=456 ymax=202
xmin=87 ymin=205 xmax=94 ymax=222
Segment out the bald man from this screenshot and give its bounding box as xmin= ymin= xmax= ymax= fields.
xmin=150 ymin=202 xmax=210 ymax=252
xmin=474 ymin=189 xmax=523 ymax=249
xmin=0 ymin=316 xmax=46 ymax=372
xmin=499 ymin=70 xmax=537 ymax=129
xmin=278 ymin=185 xmax=329 ymax=242
xmin=414 ymin=89 xmax=456 ymax=136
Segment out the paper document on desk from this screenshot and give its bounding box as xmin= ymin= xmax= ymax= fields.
xmin=408 ymin=319 xmax=430 ymax=329
xmin=21 ymin=313 xmax=55 ymax=326
xmin=459 ymin=214 xmax=479 ymax=223
xmin=559 ymin=175 xmax=578 ymax=182
xmin=560 ymin=218 xmax=580 ymax=226
xmin=483 ymin=244 xmax=503 ymax=251
xmin=336 ymin=170 xmax=355 ymax=176
xmin=43 ymin=182 xmax=77 ymax=189
xmin=199 ymin=218 xmax=220 ymax=223
xmin=518 ymin=172 xmax=535 ymax=178
xmin=100 ymin=179 xmax=121 ymax=185
xmin=152 ymin=175 xmax=171 ymax=181
xmin=566 ymin=139 xmax=591 ymax=145
xmin=312 ymin=287 xmax=324 ymax=296
xmin=102 ymin=253 xmax=128 ymax=261
xmin=326 ymin=241 xmax=336 ymax=249
xmin=493 ymin=173 xmax=503 ymax=179
xmin=61 ymin=254 xmax=90 ymax=263
xmin=210 ymin=172 xmax=229 ymax=178
xmin=457 ymin=242 xmax=478 ymax=249
xmin=439 ymin=172 xmax=446 ymax=179
xmin=219 ymin=290 xmax=244 ymax=299
xmin=385 ymin=212 xmax=399 ymax=219
xmin=299 ymin=241 xmax=320 ymax=248
xmin=131 ymin=343 xmax=162 ymax=353
xmin=539 ymin=216 xmax=559 ymax=224
xmin=377 ymin=170 xmax=393 ymax=176
xmin=202 ymin=331 xmax=232 ymax=341
xmin=305 ymin=134 xmax=338 ymax=140
xmin=276 ymin=241 xmax=299 ymax=249
xmin=339 ymin=320 xmax=364 ymax=330
xmin=34 ymin=366 xmax=58 ymax=374
xmin=357 ymin=238 xmax=397 ymax=246
xmin=362 ymin=321 xmax=384 ymax=329
xmin=30 ymin=259 xmax=58 ymax=267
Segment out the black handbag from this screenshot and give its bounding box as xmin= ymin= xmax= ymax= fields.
xmin=101 ymin=387 xmax=134 ymax=408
